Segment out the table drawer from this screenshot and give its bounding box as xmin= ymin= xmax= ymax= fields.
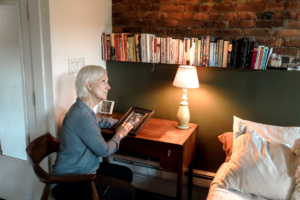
xmin=160 ymin=143 xmax=178 ymax=172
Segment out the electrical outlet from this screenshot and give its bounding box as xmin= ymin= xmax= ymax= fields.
xmin=68 ymin=58 xmax=85 ymax=74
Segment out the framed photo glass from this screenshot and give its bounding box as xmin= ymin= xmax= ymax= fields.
xmin=114 ymin=107 xmax=154 ymax=136
xmin=99 ymin=100 xmax=114 ymax=115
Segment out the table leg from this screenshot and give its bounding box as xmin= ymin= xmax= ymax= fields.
xmin=188 ymin=160 xmax=194 ymax=200
xmin=176 ymin=169 xmax=185 ymax=200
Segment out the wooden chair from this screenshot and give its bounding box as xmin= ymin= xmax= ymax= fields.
xmin=26 ymin=133 xmax=100 ymax=200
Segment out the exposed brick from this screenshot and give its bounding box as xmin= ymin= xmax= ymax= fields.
xmin=186 ymin=5 xmax=212 ymax=12
xmin=165 ymin=28 xmax=181 ymax=36
xmin=112 ymin=26 xmax=123 ymax=33
xmin=156 ymin=19 xmax=178 ymax=27
xmin=123 ymin=12 xmax=146 ymax=18
xmin=284 ymin=39 xmax=300 ymax=47
xmin=160 ymin=5 xmax=185 ymax=12
xmin=272 ymin=48 xmax=297 ymax=56
xmin=113 ymin=0 xmax=128 ymax=3
xmin=274 ymin=11 xmax=300 ymax=19
xmin=255 ymin=38 xmax=282 ymax=47
xmin=181 ymin=29 xmax=193 ymax=37
xmin=118 ymin=4 xmax=138 ymax=11
xmin=265 ymin=2 xmax=298 ymax=11
xmin=229 ymin=20 xmax=255 ymax=28
xmin=112 ymin=4 xmax=117 ymax=11
xmin=237 ymin=12 xmax=256 ymax=19
xmin=113 ymin=19 xmax=133 ymax=26
xmin=208 ymin=12 xmax=223 ymax=20
xmin=149 ymin=27 xmax=166 ymax=35
xmin=237 ymin=3 xmax=265 ymax=12
xmin=126 ymin=26 xmax=143 ymax=33
xmin=139 ymin=5 xmax=160 ymax=11
xmin=212 ymin=3 xmax=236 ymax=12
xmin=273 ymin=29 xmax=299 ymax=37
xmin=224 ymin=12 xmax=237 ymax=20
xmin=145 ymin=12 xmax=168 ymax=19
xmin=150 ymin=0 xmax=171 ymax=3
xmin=133 ymin=19 xmax=155 ymax=26
xmin=243 ymin=29 xmax=271 ymax=37
xmin=256 ymin=12 xmax=274 ymax=20
xmin=169 ymin=12 xmax=193 ymax=20
xmin=287 ymin=21 xmax=300 ymax=29
xmin=129 ymin=0 xmax=150 ymax=3
xmin=215 ymin=30 xmax=242 ymax=37
xmin=256 ymin=21 xmax=283 ymax=28
xmin=180 ymin=20 xmax=201 ymax=28
xmin=193 ymin=13 xmax=208 ymax=20
xmin=173 ymin=0 xmax=196 ymax=4
xmin=192 ymin=29 xmax=216 ymax=36
xmin=112 ymin=12 xmax=123 ymax=18
xmin=201 ymin=21 xmax=226 ymax=29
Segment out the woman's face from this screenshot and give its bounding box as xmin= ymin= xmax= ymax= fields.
xmin=90 ymin=75 xmax=111 ymax=102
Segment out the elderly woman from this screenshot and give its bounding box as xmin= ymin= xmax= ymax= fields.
xmin=51 ymin=65 xmax=135 ymax=200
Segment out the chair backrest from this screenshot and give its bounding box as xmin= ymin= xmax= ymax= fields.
xmin=26 ymin=133 xmax=60 ymax=183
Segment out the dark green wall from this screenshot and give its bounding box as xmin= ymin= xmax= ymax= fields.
xmin=107 ymin=60 xmax=300 ymax=172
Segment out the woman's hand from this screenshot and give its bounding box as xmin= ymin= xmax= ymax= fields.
xmin=116 ymin=123 xmax=133 ymax=139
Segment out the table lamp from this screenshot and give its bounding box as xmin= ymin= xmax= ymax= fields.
xmin=173 ymin=65 xmax=199 ymax=129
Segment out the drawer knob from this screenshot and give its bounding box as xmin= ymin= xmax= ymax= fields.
xmin=167 ymin=150 xmax=171 ymax=157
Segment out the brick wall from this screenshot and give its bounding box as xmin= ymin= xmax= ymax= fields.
xmin=112 ymin=0 xmax=300 ymax=59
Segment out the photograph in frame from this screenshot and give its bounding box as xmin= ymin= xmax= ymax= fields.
xmin=114 ymin=107 xmax=154 ymax=136
xmin=99 ymin=100 xmax=115 ymax=115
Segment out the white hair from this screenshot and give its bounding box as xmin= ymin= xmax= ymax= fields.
xmin=75 ymin=65 xmax=107 ymax=98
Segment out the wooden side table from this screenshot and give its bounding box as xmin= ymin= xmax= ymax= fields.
xmin=99 ymin=113 xmax=198 ymax=200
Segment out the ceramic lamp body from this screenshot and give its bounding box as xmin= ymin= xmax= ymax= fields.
xmin=176 ymin=89 xmax=190 ymax=129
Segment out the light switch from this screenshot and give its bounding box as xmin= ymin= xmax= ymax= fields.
xmin=68 ymin=58 xmax=85 ymax=74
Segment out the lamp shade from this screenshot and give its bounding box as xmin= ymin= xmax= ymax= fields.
xmin=173 ymin=65 xmax=199 ymax=89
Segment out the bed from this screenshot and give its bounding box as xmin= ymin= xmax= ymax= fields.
xmin=206 ymin=117 xmax=300 ymax=200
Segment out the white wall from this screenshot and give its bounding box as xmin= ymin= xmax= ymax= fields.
xmin=49 ymin=0 xmax=112 ymax=137
xmin=0 ymin=0 xmax=112 ymax=199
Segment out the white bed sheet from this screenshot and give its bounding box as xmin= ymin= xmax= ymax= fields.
xmin=207 ymin=164 xmax=268 ymax=200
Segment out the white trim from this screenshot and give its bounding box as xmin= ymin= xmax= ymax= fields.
xmin=108 ymin=154 xmax=213 ymax=200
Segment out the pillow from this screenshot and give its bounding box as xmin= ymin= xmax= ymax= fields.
xmin=218 ymin=132 xmax=233 ymax=162
xmin=234 ymin=116 xmax=300 ymax=148
xmin=215 ymin=127 xmax=298 ymax=199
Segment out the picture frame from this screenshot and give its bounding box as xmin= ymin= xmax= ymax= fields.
xmin=99 ymin=100 xmax=115 ymax=115
xmin=114 ymin=107 xmax=154 ymax=136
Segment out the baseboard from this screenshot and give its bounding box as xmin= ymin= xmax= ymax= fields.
xmin=108 ymin=154 xmax=215 ymax=200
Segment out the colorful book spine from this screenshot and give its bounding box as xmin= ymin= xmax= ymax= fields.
xmin=195 ymin=38 xmax=198 ymax=65
xmin=110 ymin=33 xmax=116 ymax=60
xmin=141 ymin=34 xmax=146 ymax=62
xmin=218 ymin=40 xmax=223 ymax=67
xmin=250 ymin=47 xmax=258 ymax=69
xmin=215 ymin=40 xmax=219 ymax=67
xmin=102 ymin=33 xmax=106 ymax=60
xmin=200 ymin=37 xmax=205 ymax=66
xmin=209 ymin=42 xmax=215 ymax=67
xmin=222 ymin=41 xmax=229 ymax=68
xmin=134 ymin=34 xmax=141 ymax=62
xmin=197 ymin=39 xmax=201 ymax=66
xmin=260 ymin=47 xmax=269 ymax=70
xmin=106 ymin=34 xmax=111 ymax=60
xmin=205 ymin=36 xmax=210 ymax=66
xmin=161 ymin=38 xmax=165 ymax=63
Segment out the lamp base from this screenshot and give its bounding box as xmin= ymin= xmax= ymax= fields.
xmin=176 ymin=124 xmax=189 ymax=129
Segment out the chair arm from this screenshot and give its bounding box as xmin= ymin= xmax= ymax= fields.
xmin=41 ymin=174 xmax=97 ymax=184
xmin=103 ymin=156 xmax=110 ymax=163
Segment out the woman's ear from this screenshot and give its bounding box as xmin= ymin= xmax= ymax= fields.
xmin=85 ymin=81 xmax=92 ymax=93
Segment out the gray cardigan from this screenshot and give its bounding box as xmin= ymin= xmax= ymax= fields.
xmin=52 ymin=98 xmax=120 ymax=177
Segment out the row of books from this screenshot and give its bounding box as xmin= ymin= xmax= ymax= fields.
xmin=101 ymin=33 xmax=273 ymax=70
